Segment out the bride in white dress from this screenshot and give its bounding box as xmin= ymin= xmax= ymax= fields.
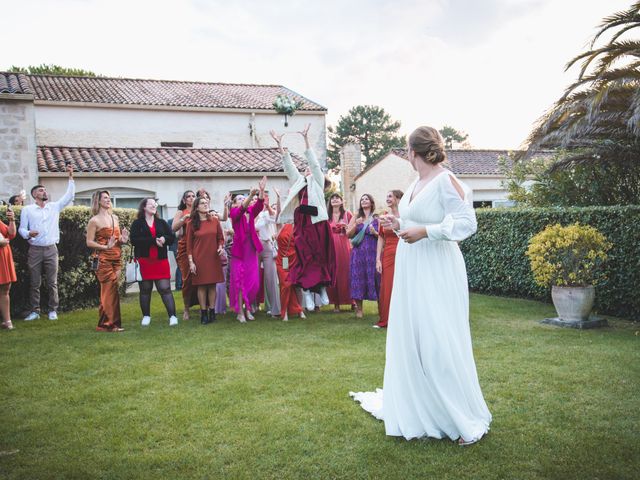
xmin=350 ymin=126 xmax=491 ymax=445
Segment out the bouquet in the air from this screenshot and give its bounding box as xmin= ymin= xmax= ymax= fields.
xmin=273 ymin=94 xmax=302 ymax=115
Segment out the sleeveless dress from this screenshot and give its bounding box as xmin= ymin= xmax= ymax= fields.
xmin=375 ymin=224 xmax=399 ymax=328
xmin=0 ymin=220 xmax=17 ymax=284
xmin=176 ymin=210 xmax=197 ymax=307
xmin=350 ymin=171 xmax=492 ymax=442
xmin=327 ymin=211 xmax=353 ymax=306
xmin=94 ymin=226 xmax=122 ymax=329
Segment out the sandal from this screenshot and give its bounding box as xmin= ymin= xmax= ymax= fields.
xmin=1 ymin=321 xmax=15 ymax=330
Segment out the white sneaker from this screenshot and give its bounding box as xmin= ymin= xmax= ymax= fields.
xmin=48 ymin=311 xmax=58 ymax=321
xmin=24 ymin=312 xmax=39 ymax=321
xmin=319 ymin=287 xmax=330 ymax=306
xmin=169 ymin=315 xmax=178 ymax=326
xmin=141 ymin=316 xmax=151 ymax=326
xmin=302 ymin=290 xmax=315 ymax=311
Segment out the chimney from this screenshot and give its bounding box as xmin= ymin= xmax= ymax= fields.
xmin=340 ymin=143 xmax=362 ymax=212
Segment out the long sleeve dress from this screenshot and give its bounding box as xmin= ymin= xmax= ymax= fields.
xmin=229 ymin=199 xmax=263 ymax=312
xmin=351 ymin=171 xmax=492 ymax=443
xmin=185 ymin=217 xmax=224 ymax=286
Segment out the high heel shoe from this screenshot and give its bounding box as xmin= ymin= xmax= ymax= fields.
xmin=1 ymin=320 xmax=15 ymax=330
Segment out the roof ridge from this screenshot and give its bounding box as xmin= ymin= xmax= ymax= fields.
xmin=12 ymin=72 xmax=286 ymax=88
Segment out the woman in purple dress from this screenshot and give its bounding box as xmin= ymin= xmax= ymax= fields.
xmin=347 ymin=194 xmax=380 ymax=318
xmin=229 ymin=177 xmax=266 ymax=323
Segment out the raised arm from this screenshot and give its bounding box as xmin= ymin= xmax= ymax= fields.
xmin=52 ymin=165 xmax=76 ymax=211
xmin=299 ymin=124 xmax=324 ymax=187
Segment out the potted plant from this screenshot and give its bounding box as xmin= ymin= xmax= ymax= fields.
xmin=526 ymin=223 xmax=611 ymax=324
xmin=273 ymin=94 xmax=302 ymax=127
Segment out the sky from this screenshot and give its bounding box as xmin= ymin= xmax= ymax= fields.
xmin=0 ymin=0 xmax=632 ymax=149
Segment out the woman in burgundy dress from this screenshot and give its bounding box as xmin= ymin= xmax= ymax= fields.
xmin=186 ymin=196 xmax=225 ymax=325
xmin=270 ymin=125 xmax=335 ymax=311
xmin=130 ymin=198 xmax=177 ymax=327
xmin=326 ymin=193 xmax=353 ymax=312
xmin=347 ymin=194 xmax=380 ymax=318
xmin=374 ymin=190 xmax=403 ymax=328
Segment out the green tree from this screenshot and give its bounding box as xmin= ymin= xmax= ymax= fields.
xmin=327 ymin=105 xmax=405 ymax=171
xmin=439 ymin=125 xmax=469 ymax=149
xmin=516 ymin=2 xmax=640 ymax=204
xmin=8 ymin=64 xmax=99 ymax=77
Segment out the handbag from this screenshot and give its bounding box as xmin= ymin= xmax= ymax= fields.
xmin=125 ymin=258 xmax=142 ymax=284
xmin=299 ymin=204 xmax=318 ymax=216
xmin=350 ymin=216 xmax=373 ymax=247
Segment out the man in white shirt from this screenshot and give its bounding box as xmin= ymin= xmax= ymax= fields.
xmin=19 ymin=165 xmax=75 ymax=321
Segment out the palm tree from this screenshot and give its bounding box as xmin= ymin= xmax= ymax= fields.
xmin=523 ymin=2 xmax=640 ymax=170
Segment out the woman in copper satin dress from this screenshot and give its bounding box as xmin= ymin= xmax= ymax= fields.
xmin=172 ymin=190 xmax=196 ymax=320
xmin=374 ymin=190 xmax=403 ymax=328
xmin=86 ymin=190 xmax=129 ymax=332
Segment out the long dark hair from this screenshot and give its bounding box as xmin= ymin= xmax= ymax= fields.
xmin=327 ymin=193 xmax=346 ymax=220
xmin=190 ymin=196 xmax=208 ymax=231
xmin=137 ymin=197 xmax=159 ymax=221
xmin=178 ymin=190 xmax=195 ymax=211
xmin=357 ymin=194 xmax=376 ymax=219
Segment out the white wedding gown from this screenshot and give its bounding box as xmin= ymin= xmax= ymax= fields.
xmin=350 ymin=171 xmax=492 ymax=442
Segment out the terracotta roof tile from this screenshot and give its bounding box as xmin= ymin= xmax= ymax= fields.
xmin=3 ymin=73 xmax=326 ymax=111
xmin=0 ymin=72 xmax=33 ymax=94
xmin=389 ymin=148 xmax=511 ymax=175
xmin=37 ymin=146 xmax=305 ymax=174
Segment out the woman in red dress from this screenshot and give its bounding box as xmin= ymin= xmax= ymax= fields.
xmin=0 ymin=206 xmax=17 ymax=330
xmin=130 ymin=198 xmax=177 ymax=327
xmin=186 ymin=196 xmax=225 ymax=325
xmin=274 ymin=189 xmax=305 ymax=322
xmin=374 ymin=190 xmax=403 ymax=328
xmin=171 ymin=190 xmax=196 ymax=320
xmin=326 ymin=193 xmax=353 ymax=312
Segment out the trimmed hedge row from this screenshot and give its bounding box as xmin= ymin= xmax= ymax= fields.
xmin=0 ymin=206 xmax=137 ymax=315
xmin=461 ymin=206 xmax=640 ymax=320
xmin=2 ymin=205 xmax=638 ymax=320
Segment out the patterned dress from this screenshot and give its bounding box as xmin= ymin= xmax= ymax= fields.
xmin=349 ymin=218 xmax=380 ymax=301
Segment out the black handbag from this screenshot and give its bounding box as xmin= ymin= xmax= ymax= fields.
xmin=299 ymin=204 xmax=318 ymax=216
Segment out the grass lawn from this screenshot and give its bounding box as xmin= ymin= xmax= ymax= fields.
xmin=0 ymin=292 xmax=638 ymax=479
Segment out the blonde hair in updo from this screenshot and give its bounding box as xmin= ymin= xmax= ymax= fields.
xmin=408 ymin=126 xmax=447 ymax=165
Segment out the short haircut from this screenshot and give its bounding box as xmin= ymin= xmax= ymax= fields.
xmin=30 ymin=185 xmax=45 ymax=197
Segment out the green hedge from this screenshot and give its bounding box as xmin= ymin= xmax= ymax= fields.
xmin=460 ymin=206 xmax=640 ymax=320
xmin=0 ymin=206 xmax=137 ymax=316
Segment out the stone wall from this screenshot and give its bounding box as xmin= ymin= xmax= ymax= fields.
xmin=340 ymin=143 xmax=362 ymax=212
xmin=0 ymin=96 xmax=37 ymax=202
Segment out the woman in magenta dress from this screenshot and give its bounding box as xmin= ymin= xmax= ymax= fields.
xmin=270 ymin=125 xmax=335 ymax=311
xmin=374 ymin=190 xmax=403 ymax=328
xmin=326 ymin=193 xmax=353 ymax=312
xmin=347 ymin=194 xmax=380 ymax=318
xmin=130 ymin=198 xmax=178 ymax=327
xmin=229 ymin=177 xmax=267 ymax=323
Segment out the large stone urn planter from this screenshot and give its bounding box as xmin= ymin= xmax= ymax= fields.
xmin=541 ymin=285 xmax=607 ymax=329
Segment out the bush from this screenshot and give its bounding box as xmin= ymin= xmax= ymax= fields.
xmin=460 ymin=206 xmax=640 ymax=320
xmin=0 ymin=206 xmax=137 ymax=316
xmin=526 ymin=223 xmax=611 ymax=288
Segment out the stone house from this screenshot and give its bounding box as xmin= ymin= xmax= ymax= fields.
xmin=0 ymin=72 xmax=327 ymax=216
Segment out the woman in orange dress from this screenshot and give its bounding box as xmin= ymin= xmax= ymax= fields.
xmin=172 ymin=190 xmax=196 ymax=320
xmin=0 ymin=206 xmax=17 ymax=330
xmin=326 ymin=193 xmax=353 ymax=312
xmin=374 ymin=190 xmax=403 ymax=328
xmin=186 ymin=196 xmax=225 ymax=325
xmin=274 ymin=189 xmax=305 ymax=322
xmin=86 ymin=190 xmax=129 ymax=332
